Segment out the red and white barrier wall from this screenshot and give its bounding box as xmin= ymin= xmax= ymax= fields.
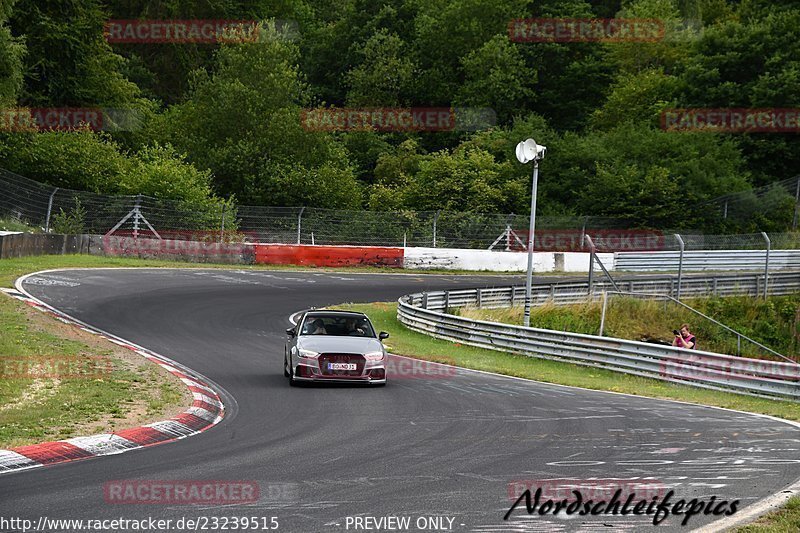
xmin=249 ymin=244 xmax=611 ymax=272
xmin=251 ymin=244 xmax=404 ymax=268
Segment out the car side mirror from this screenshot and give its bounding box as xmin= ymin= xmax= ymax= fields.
xmin=379 ymin=331 xmax=389 ymax=340
xmin=286 ymin=327 xmax=296 ymax=337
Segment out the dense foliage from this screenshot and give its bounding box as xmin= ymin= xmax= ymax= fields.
xmin=0 ymin=0 xmax=798 ymax=230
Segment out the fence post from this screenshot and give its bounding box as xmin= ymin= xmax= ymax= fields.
xmin=585 ymin=235 xmax=596 ymax=295
xmin=793 ymin=177 xmax=800 ymax=230
xmin=220 ymin=204 xmax=226 ymax=242
xmin=580 ymin=215 xmax=588 ymax=248
xmin=432 ymin=210 xmax=440 ymax=248
xmin=674 ymin=233 xmax=685 ymax=300
xmin=761 ymin=231 xmax=770 ymax=300
xmin=296 ymin=207 xmax=305 ymax=245
xmin=44 ymin=187 xmax=59 ymax=233
xmin=133 ymin=195 xmax=142 ymax=240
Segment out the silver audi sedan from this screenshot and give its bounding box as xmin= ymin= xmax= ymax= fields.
xmin=284 ymin=310 xmax=389 ymax=386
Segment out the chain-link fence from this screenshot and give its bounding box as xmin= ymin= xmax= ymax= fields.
xmin=697 ymin=175 xmax=800 ymax=232
xmin=3 ymin=167 xmax=800 ymax=250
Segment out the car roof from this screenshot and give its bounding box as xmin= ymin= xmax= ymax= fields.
xmin=303 ymin=310 xmax=368 ymax=319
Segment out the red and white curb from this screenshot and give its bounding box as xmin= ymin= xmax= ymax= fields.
xmin=0 ymin=275 xmax=226 ymax=474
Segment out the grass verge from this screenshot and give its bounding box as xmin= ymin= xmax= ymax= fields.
xmin=339 ymin=301 xmax=800 ymax=422
xmin=458 ymin=295 xmax=800 ymax=360
xmin=735 ymin=496 xmax=800 ymax=532
xmin=0 ymin=294 xmax=187 ymax=447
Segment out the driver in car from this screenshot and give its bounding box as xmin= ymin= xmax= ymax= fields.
xmin=344 ymin=317 xmax=366 ymax=336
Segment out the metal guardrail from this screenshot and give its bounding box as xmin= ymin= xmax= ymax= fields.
xmin=615 ymin=250 xmax=800 ymax=272
xmin=397 ymin=272 xmax=800 ymax=400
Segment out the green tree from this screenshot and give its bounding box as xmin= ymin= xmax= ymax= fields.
xmin=150 ymin=21 xmax=361 ymax=207
xmin=10 ymin=0 xmax=139 ymax=106
xmin=456 ymin=35 xmax=532 ymax=124
xmin=0 ymin=0 xmax=23 ymax=107
xmin=345 ymin=29 xmax=416 ymax=106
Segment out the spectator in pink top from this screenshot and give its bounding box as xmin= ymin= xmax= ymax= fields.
xmin=672 ymin=323 xmax=696 ymax=349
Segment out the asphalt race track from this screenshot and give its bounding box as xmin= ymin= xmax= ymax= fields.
xmin=2 ymin=268 xmax=799 ymax=532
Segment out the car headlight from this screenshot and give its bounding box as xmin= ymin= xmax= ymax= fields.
xmin=364 ymin=350 xmax=384 ymax=361
xmin=297 ymin=348 xmax=319 ymax=359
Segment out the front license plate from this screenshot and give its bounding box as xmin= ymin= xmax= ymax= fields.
xmin=328 ymin=363 xmax=357 ymax=370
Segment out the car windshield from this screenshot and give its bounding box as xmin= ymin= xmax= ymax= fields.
xmin=299 ymin=315 xmax=376 ymax=337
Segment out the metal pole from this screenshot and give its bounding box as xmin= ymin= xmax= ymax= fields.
xmin=723 ymin=200 xmax=728 ymax=220
xmin=599 ymin=291 xmax=608 ymax=336
xmin=44 ymin=188 xmax=58 ymax=233
xmin=761 ymin=231 xmax=770 ymax=300
xmin=432 ymin=210 xmax=440 ymax=248
xmin=523 ymin=160 xmax=539 ymax=328
xmin=585 ymin=234 xmax=596 ymax=296
xmin=133 ymin=195 xmax=142 ymax=240
xmin=220 ymin=204 xmax=226 ymax=242
xmin=793 ymin=177 xmax=800 ymax=230
xmin=675 ymin=233 xmax=685 ymax=299
xmin=580 ymin=215 xmax=588 ymax=248
xmin=296 ymin=207 xmax=305 ymax=245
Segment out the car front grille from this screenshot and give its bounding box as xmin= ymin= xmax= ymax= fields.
xmin=319 ymin=353 xmax=366 ymax=377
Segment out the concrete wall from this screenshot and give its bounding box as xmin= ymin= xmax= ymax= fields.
xmin=100 ymin=235 xmax=253 ymax=264
xmin=0 ymin=231 xmax=607 ymax=273
xmin=403 ymin=247 xmax=612 ymax=272
xmin=0 ymin=232 xmax=95 ymax=259
xmin=251 ymin=243 xmax=403 ymax=268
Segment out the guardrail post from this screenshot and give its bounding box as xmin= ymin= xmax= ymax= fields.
xmin=761 ymin=231 xmax=770 ymax=300
xmin=713 ymin=278 xmax=718 ymax=296
xmin=477 ymin=289 xmax=483 ymax=309
xmin=510 ymin=287 xmax=515 ymax=306
xmin=674 ymin=233 xmax=685 ymax=299
xmin=793 ymin=176 xmax=800 ymax=230
xmin=444 ymin=291 xmax=450 ymax=313
xmin=599 ymin=291 xmax=608 ymax=336
xmin=44 ymin=187 xmax=58 ymax=233
xmin=422 ymin=292 xmax=428 ymax=310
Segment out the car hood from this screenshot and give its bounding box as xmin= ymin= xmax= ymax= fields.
xmin=297 ymin=336 xmax=384 ymax=354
